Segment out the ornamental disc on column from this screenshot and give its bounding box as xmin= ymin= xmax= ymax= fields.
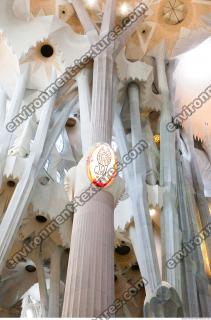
xmin=87 ymin=143 xmax=117 ymax=188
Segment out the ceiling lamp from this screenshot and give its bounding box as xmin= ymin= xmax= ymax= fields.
xmin=86 ymin=0 xmax=96 ymax=7
xmin=149 ymin=208 xmax=156 ymax=217
xmin=153 ymin=134 xmax=160 ymax=144
xmin=119 ymin=3 xmax=131 ymax=16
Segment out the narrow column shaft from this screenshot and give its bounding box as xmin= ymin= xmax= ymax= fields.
xmin=0 ymin=64 xmax=29 ymax=187
xmin=154 ymin=43 xmax=182 ymax=296
xmin=33 ymin=255 xmax=48 ymax=317
xmin=48 ymin=247 xmax=62 ymax=317
xmin=63 ymin=5 xmax=116 ymax=315
xmin=90 ymin=51 xmax=114 ymax=144
xmin=62 ymin=191 xmax=115 ymax=317
xmin=0 ymin=86 xmax=7 ymax=129
xmin=184 ymin=127 xmax=211 ymax=270
xmin=128 ymin=82 xmax=161 ymax=295
xmin=176 ymin=150 xmax=200 ymax=316
xmin=76 ymin=68 xmax=92 ymax=154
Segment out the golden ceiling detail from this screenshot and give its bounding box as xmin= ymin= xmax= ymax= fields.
xmin=162 ymin=0 xmax=187 ymax=25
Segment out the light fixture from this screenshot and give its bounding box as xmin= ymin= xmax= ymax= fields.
xmin=119 ymin=3 xmax=131 ymax=16
xmin=149 ymin=208 xmax=156 ymax=217
xmin=86 ymin=0 xmax=96 ymax=7
xmin=153 ymin=134 xmax=160 ymax=144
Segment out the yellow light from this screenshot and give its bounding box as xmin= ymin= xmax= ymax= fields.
xmin=153 ymin=134 xmax=160 ymax=144
xmin=87 ymin=143 xmax=117 ymax=188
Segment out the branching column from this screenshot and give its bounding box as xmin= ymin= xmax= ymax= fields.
xmin=128 ymin=82 xmax=161 ymax=296
xmin=62 ymin=0 xmax=116 ymax=317
xmin=154 ymin=42 xmax=182 ymax=296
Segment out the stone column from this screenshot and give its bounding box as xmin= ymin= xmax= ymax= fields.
xmin=48 ymin=246 xmax=62 ymax=317
xmin=76 ymin=68 xmax=92 ymax=154
xmin=0 ymin=64 xmax=29 ymax=187
xmin=176 ymin=143 xmax=199 ymax=316
xmin=32 ymin=252 xmax=49 ymax=317
xmin=0 ymin=86 xmax=7 ymax=129
xmin=62 ymin=0 xmax=117 ymax=316
xmin=179 ymin=133 xmax=211 ymax=317
xmin=127 ymin=82 xmax=161 ymax=295
xmin=183 ymin=126 xmax=211 ymax=271
xmin=152 ymin=41 xmax=182 ymax=296
xmin=62 ymin=190 xmax=115 ymax=317
xmin=142 ymin=117 xmax=159 ymax=185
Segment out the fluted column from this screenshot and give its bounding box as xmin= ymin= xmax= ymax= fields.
xmin=76 ymin=68 xmax=92 ymax=154
xmin=62 ymin=190 xmax=114 ymax=316
xmin=48 ymin=246 xmax=62 ymax=317
xmin=142 ymin=117 xmax=159 ymax=185
xmin=62 ymin=0 xmax=117 ymax=316
xmin=90 ymin=51 xmax=114 ymax=144
xmin=153 ymin=41 xmax=182 ymax=296
xmin=128 ymin=82 xmax=161 ymax=295
xmin=179 ymin=134 xmax=211 ymax=317
xmin=176 ymin=142 xmax=199 ymax=316
xmin=184 ymin=125 xmax=211 ymax=270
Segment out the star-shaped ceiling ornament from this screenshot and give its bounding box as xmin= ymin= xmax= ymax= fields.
xmin=124 ymin=0 xmax=211 ymax=59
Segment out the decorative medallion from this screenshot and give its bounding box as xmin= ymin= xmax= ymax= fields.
xmin=87 ymin=143 xmax=117 ymax=187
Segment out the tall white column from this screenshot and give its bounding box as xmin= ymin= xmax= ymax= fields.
xmin=76 ymin=68 xmax=92 ymax=154
xmin=142 ymin=117 xmax=159 ymax=185
xmin=48 ymin=246 xmax=62 ymax=317
xmin=153 ymin=41 xmax=182 ymax=296
xmin=62 ymin=0 xmax=117 ymax=317
xmin=0 ymin=86 xmax=7 ymax=129
xmin=0 ymin=64 xmax=29 ymax=187
xmin=128 ymin=82 xmax=161 ymax=295
xmin=179 ymin=134 xmax=211 ymax=316
xmin=176 ymin=143 xmax=199 ymax=316
xmin=184 ymin=126 xmax=211 ymax=271
xmin=32 ymin=252 xmax=49 ymax=317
